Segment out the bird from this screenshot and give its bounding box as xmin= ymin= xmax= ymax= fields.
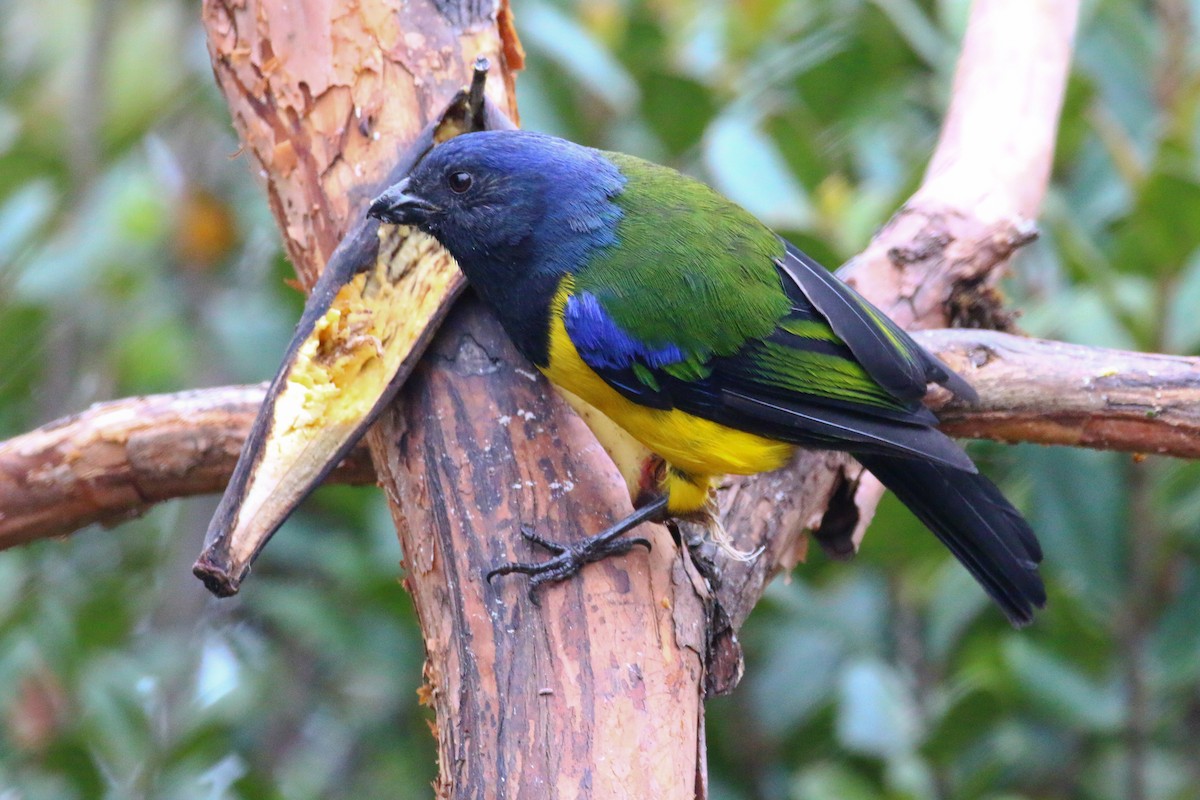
xmin=367 ymin=130 xmax=1046 ymax=625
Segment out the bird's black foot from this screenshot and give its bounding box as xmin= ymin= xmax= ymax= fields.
xmin=486 ymin=495 xmax=669 ymax=604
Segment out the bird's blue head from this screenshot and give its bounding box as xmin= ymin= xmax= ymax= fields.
xmin=369 ymin=131 xmax=626 ymax=292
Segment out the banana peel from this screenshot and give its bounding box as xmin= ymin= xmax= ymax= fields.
xmin=193 ymin=61 xmax=511 ymax=596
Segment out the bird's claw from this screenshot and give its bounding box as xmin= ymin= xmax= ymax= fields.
xmin=516 ymin=525 xmax=568 ymax=555
xmin=486 ymin=525 xmax=653 ymax=605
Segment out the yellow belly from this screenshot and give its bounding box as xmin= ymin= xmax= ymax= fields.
xmin=543 ymin=295 xmax=794 ymax=514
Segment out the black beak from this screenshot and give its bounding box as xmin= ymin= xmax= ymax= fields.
xmin=368 ymin=178 xmax=436 ymax=225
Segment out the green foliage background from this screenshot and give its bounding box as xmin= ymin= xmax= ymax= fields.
xmin=2 ymin=0 xmax=1199 ymax=797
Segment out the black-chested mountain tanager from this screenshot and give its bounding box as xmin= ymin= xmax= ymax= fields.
xmin=368 ymin=130 xmax=1046 ymax=626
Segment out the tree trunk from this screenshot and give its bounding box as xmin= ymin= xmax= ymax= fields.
xmin=203 ymin=0 xmax=708 ymax=796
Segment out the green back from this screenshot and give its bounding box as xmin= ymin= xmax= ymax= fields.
xmin=572 ymin=153 xmax=905 ymax=411
xmin=574 ymin=153 xmax=791 ymax=371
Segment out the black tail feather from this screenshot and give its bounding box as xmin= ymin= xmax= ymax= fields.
xmin=855 ymin=453 xmax=1046 ymax=626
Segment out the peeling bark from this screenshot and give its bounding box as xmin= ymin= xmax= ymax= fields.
xmin=203 ymin=0 xmax=521 ymax=289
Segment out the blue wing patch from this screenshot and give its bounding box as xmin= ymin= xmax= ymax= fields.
xmin=561 ymin=291 xmax=687 ymax=407
xmin=563 ymin=292 xmax=685 ymax=370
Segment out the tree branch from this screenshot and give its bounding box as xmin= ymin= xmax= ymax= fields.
xmin=0 ymin=386 xmax=374 ymax=550
xmin=5 ymin=330 xmax=1195 ymax=551
xmin=922 ymin=329 xmax=1200 ymax=458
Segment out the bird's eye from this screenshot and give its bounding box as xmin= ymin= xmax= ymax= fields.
xmin=448 ymin=171 xmax=473 ymax=194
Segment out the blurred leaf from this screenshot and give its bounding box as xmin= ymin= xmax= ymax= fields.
xmin=1075 ymin=1 xmax=1158 ymax=148
xmin=835 ymin=659 xmax=921 ymax=758
xmin=1165 ymin=249 xmax=1200 ymax=353
xmin=1113 ymin=165 xmax=1200 ymax=277
xmin=950 ymin=718 xmax=1074 ymax=798
xmin=1021 ymin=446 xmax=1127 ymax=613
xmin=1081 ymin=744 xmax=1193 ymax=800
xmin=1052 ymin=75 xmax=1099 ymax=175
xmin=0 ymin=104 xmax=22 ymax=156
xmin=883 ymin=752 xmax=937 ymax=799
xmin=102 ymin=1 xmax=189 ymax=147
xmin=703 ymin=111 xmax=812 ymax=229
xmin=670 ymin=4 xmax=727 ymax=83
xmin=521 ymin=3 xmax=638 ymax=113
xmin=0 ymin=302 xmax=47 ymax=434
xmin=206 ymin=277 xmax=299 ymax=382
xmin=113 ymin=317 xmax=193 ymax=393
xmin=1004 ymin=638 xmax=1123 ymax=733
xmin=934 ymin=0 xmax=972 ymax=40
xmin=925 ymin=561 xmax=988 ymax=662
xmin=1148 ymin=565 xmax=1200 ymax=690
xmin=15 ymin=158 xmax=169 ymax=304
xmin=922 ymin=681 xmax=1003 ymax=767
xmin=637 ymin=73 xmax=716 ymax=155
xmin=870 ymin=0 xmax=951 ymax=71
xmin=744 ymin=576 xmax=889 ymax=741
xmin=1021 ymin=283 xmax=1144 ymax=349
xmin=737 ymin=25 xmax=846 ymax=103
xmin=747 ymin=624 xmax=844 ymax=738
xmin=0 ymin=180 xmax=54 ymax=260
xmin=791 ymin=762 xmax=883 ymax=800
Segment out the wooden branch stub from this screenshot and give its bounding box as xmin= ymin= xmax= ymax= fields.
xmin=0 ymin=386 xmax=373 ymax=550
xmin=923 ymin=328 xmax=1200 ymax=457
xmin=839 ymin=210 xmax=1037 ymax=333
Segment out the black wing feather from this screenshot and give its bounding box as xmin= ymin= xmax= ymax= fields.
xmin=718 ymin=388 xmax=976 ymax=471
xmin=777 ymin=241 xmax=978 ymax=403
